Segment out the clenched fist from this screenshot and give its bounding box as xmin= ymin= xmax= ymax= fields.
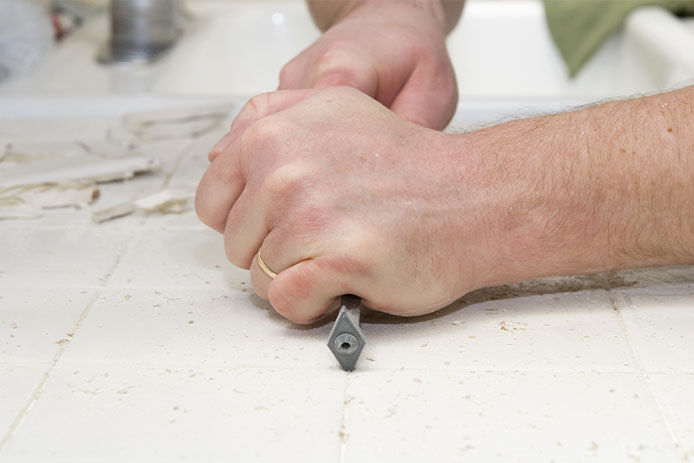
xmin=196 ymin=87 xmax=485 ymax=323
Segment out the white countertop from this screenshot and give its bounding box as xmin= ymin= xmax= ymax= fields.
xmin=0 ymin=104 xmax=693 ymax=462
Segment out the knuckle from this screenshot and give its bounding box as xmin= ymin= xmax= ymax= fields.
xmin=260 ymin=162 xmax=311 ymax=201
xmin=243 ymin=116 xmax=279 ymax=147
xmin=245 ymin=91 xmax=272 ymax=118
xmin=313 ymin=46 xmax=362 ymax=87
xmin=315 ymin=42 xmax=352 ymax=68
xmin=278 ymin=61 xmax=297 ymax=87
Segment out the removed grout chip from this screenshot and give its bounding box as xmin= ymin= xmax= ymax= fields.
xmin=92 ymin=200 xmax=136 ymax=224
xmin=121 ymin=104 xmax=234 ymax=141
xmin=0 ymin=181 xmax=100 ymax=220
xmin=0 ymin=155 xmax=159 ymax=188
xmin=134 ymin=188 xmax=191 ymax=213
xmin=92 ymin=188 xmax=193 ymax=223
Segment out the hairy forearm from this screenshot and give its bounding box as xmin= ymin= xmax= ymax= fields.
xmin=449 ymin=86 xmax=694 ymax=290
xmin=307 ymin=0 xmax=464 ymax=33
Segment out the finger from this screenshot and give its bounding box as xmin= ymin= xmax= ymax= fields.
xmin=249 ymin=250 xmax=274 ymax=300
xmin=278 ymin=56 xmax=305 ymax=90
xmin=308 ymin=50 xmax=380 ymax=97
xmin=225 ymin=160 xmax=319 ymax=268
xmin=249 ymin=224 xmax=326 ymax=299
xmin=310 ymin=65 xmax=379 ymax=97
xmin=389 ymin=59 xmax=458 ymax=130
xmin=282 ymin=47 xmax=380 ymax=96
xmin=268 ymin=258 xmax=349 ymax=324
xmin=223 ymin=187 xmax=268 ymax=269
xmin=208 ymin=89 xmax=319 ymax=162
xmin=195 ymin=146 xmax=244 ymax=233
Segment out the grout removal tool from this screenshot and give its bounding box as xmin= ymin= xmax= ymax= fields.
xmin=327 ymin=295 xmax=366 ymax=371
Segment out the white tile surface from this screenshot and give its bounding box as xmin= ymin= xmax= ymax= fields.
xmin=362 ymin=288 xmax=636 ymax=372
xmin=1 ymin=364 xmax=344 ymax=462
xmin=50 ymin=288 xmax=336 ymax=370
xmin=1 ymin=111 xmax=693 ymax=462
xmin=648 ymin=373 xmax=694 ymax=459
xmin=0 ymin=288 xmax=96 ymax=443
xmin=107 ymin=229 xmax=248 ymax=290
xmin=614 ymin=285 xmax=694 ymax=373
xmin=0 ymin=364 xmax=49 ymax=442
xmin=344 ymin=370 xmax=681 ymax=462
xmin=0 ymin=288 xmax=95 ymax=362
xmin=0 ymin=228 xmax=129 ymax=289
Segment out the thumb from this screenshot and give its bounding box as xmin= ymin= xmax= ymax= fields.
xmin=304 ymin=47 xmax=380 ymax=97
xmin=389 ymin=61 xmax=458 ymax=131
xmin=209 ymin=89 xmax=319 ymax=161
xmin=310 ymin=64 xmax=379 ymax=98
xmin=268 ymin=258 xmax=347 ymax=324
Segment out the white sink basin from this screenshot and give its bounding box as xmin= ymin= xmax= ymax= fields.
xmin=0 ymin=0 xmax=693 ymax=125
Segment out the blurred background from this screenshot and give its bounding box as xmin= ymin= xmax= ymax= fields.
xmin=2 ymin=0 xmax=693 ymax=123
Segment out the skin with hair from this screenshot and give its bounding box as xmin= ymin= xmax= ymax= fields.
xmin=196 ymin=85 xmax=694 ymax=323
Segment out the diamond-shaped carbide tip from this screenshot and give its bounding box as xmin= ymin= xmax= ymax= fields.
xmin=328 ymin=295 xmax=366 ymax=371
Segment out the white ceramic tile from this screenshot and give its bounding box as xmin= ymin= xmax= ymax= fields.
xmin=344 ymin=369 xmax=682 ymax=462
xmin=107 ymin=228 xmax=248 ymax=290
xmin=137 ymin=206 xmax=205 ymax=230
xmin=0 ymin=364 xmax=49 ymax=444
xmin=648 ymin=373 xmax=694 ymax=459
xmin=1 ymin=364 xmax=344 ymax=462
xmin=0 ymin=288 xmax=95 ymax=362
xmin=613 ymin=285 xmax=694 ymax=373
xmin=361 ymin=287 xmax=636 ymax=373
xmin=0 ymin=228 xmax=130 ymax=288
xmin=0 ymin=288 xmax=98 ymax=440
xmin=48 ymin=288 xmax=336 ymax=370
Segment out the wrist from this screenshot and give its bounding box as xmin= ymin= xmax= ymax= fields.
xmin=331 ymin=0 xmax=448 ymax=35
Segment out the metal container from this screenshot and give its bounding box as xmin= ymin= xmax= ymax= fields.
xmin=99 ymin=0 xmax=181 ymax=64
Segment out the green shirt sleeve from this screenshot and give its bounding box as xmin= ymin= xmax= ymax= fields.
xmin=543 ymin=0 xmax=694 ymax=77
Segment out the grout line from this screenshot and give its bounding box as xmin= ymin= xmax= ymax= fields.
xmin=160 ymin=140 xmax=195 ymax=188
xmin=0 ymin=138 xmax=196 ymax=453
xmin=337 ymin=374 xmax=352 ymax=463
xmin=605 ymin=286 xmax=684 ymax=458
xmin=0 ymin=230 xmax=139 ymax=454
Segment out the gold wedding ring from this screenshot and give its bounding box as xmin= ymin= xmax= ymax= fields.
xmin=257 ymin=251 xmax=277 ymax=279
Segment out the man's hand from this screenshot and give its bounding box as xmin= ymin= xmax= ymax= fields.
xmin=197 ymin=87 xmax=476 ymax=323
xmin=197 ymin=85 xmax=694 ymax=324
xmin=279 ymin=1 xmax=461 ymax=130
